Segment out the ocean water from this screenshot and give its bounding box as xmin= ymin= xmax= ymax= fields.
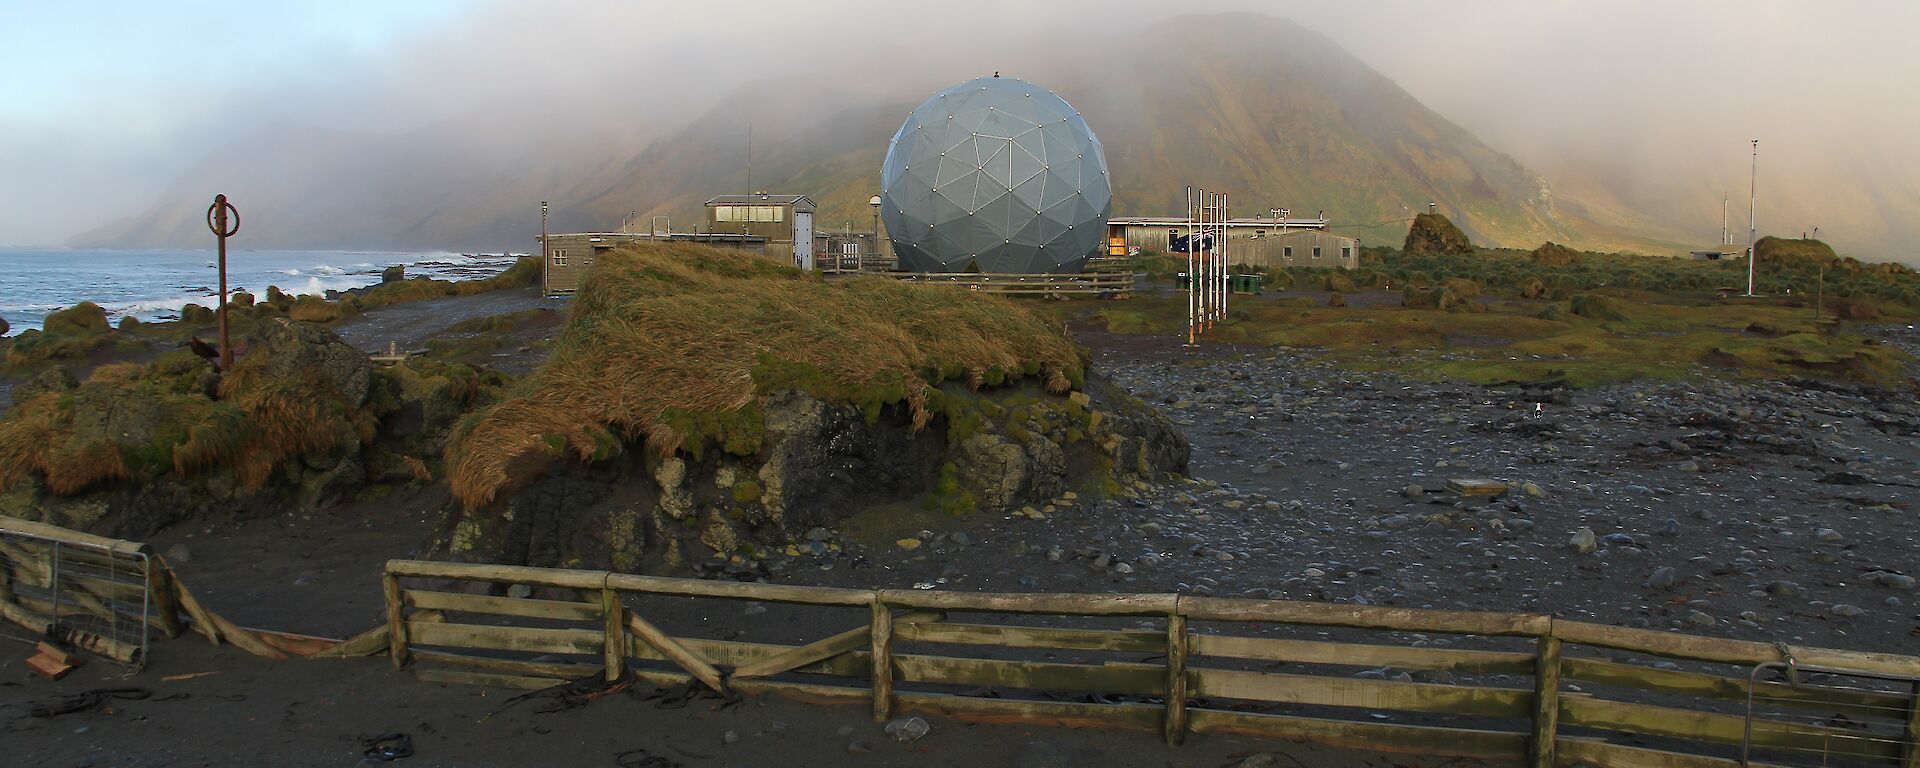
xmin=0 ymin=248 xmax=523 ymax=335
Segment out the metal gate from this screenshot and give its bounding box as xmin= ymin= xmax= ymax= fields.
xmin=0 ymin=519 xmax=152 ymax=668
xmin=1744 ymin=657 xmax=1920 ymax=766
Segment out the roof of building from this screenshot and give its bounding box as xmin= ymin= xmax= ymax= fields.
xmin=1690 ymin=244 xmax=1748 ymax=255
xmin=1109 ymin=216 xmax=1330 ymax=230
xmin=705 ymin=194 xmax=816 ymax=212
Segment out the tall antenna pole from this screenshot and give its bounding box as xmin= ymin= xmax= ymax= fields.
xmin=1220 ymin=192 xmax=1229 ymax=327
xmin=1747 ymin=139 xmax=1758 ymax=296
xmin=746 ymin=122 xmax=753 ymax=194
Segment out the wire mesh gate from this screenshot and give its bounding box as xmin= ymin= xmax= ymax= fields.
xmin=1744 ymin=659 xmax=1920 ymax=767
xmin=0 ymin=521 xmax=152 ymax=668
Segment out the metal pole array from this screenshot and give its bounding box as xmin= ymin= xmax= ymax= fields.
xmin=1186 ymin=187 xmax=1229 ymax=345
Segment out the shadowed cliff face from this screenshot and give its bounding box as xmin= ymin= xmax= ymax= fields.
xmin=73 ymin=15 xmax=1674 ymax=255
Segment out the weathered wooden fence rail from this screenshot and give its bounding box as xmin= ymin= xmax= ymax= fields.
xmin=884 ymin=271 xmax=1135 ymax=297
xmin=384 ymin=559 xmax=1920 ymax=768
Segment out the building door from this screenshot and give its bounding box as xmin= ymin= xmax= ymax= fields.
xmin=793 ymin=212 xmax=814 ymax=270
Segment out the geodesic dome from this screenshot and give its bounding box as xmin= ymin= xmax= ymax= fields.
xmin=880 ymin=76 xmax=1112 ymax=274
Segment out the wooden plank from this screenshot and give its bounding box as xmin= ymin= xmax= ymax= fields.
xmin=1532 ymin=635 xmax=1563 ymax=768
xmin=1188 ymin=633 xmax=1534 ymax=673
xmin=1553 ymin=621 xmax=1783 ymax=667
xmin=870 ymin=600 xmax=893 ymax=723
xmin=0 ymin=596 xmax=53 ymax=634
xmin=0 ymin=516 xmax=150 ymax=556
xmin=146 ymin=561 xmax=183 ymax=639
xmin=1559 ymin=695 xmax=1902 ymax=760
xmin=735 ymin=610 xmax=939 ymax=681
xmin=1165 ymin=612 xmax=1188 ymax=746
xmin=1190 ymin=667 xmax=1529 ymax=718
xmin=876 ymin=589 xmax=1177 ymax=616
xmin=1562 ymin=620 xmax=1920 ymax=678
xmin=408 ymin=621 xmax=603 ymax=656
xmin=402 ymin=590 xmax=600 ymax=622
xmin=1562 ymin=656 xmax=1910 ymax=720
xmin=386 ymin=559 xmax=608 ymax=590
xmin=899 ymin=621 xmax=1161 ymax=653
xmin=892 ymin=654 xmax=1164 ymax=696
xmin=1186 ymin=708 xmax=1529 ymax=761
xmin=415 ymin=667 xmax=563 ymax=691
xmin=897 ymin=692 xmax=1162 ymax=733
xmin=384 ymin=571 xmax=408 ymax=668
xmin=412 ymin=649 xmax=600 ymax=680
xmin=312 ymin=624 xmax=390 ymax=658
xmin=629 ymin=635 xmax=870 ymax=678
xmin=606 ymin=572 xmax=872 ymax=606
xmin=626 ymin=612 xmax=727 ymax=694
xmin=172 ymin=570 xmax=286 ymax=660
xmin=1180 ymin=595 xmax=1551 ymax=636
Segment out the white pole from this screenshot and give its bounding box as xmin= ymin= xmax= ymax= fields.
xmin=1220 ymin=192 xmax=1229 ymax=326
xmin=1747 ymin=139 xmax=1758 ymax=296
xmin=1186 ymin=186 xmax=1195 ymax=345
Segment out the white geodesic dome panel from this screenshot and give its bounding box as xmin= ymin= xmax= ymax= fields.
xmin=880 ymin=76 xmax=1112 ymax=273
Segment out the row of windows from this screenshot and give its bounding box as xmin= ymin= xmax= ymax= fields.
xmin=713 ymin=205 xmax=786 ymax=223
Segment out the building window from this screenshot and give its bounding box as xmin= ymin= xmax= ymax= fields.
xmin=1283 ymin=246 xmax=1293 ymax=259
xmin=551 ymin=249 xmax=568 ymax=266
xmin=714 ymin=205 xmax=785 ymax=223
xmin=1341 ymin=246 xmax=1352 ymax=261
xmin=1312 ymin=246 xmax=1323 ymax=259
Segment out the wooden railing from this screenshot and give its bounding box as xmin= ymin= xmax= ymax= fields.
xmin=384 ymin=559 xmax=1920 ymax=768
xmin=884 ymin=271 xmax=1135 ymax=297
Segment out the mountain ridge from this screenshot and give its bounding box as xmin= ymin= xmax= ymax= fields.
xmin=75 ymin=14 xmax=1685 ymax=255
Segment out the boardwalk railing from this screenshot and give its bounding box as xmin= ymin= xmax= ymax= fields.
xmin=385 ymin=559 xmax=1920 ymax=768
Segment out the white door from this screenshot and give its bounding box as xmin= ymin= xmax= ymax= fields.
xmin=793 ymin=212 xmax=814 ymax=270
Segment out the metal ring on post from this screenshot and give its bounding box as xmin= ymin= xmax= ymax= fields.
xmin=206 ymin=198 xmax=240 ymax=238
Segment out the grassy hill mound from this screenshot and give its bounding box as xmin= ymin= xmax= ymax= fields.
xmin=445 ymin=243 xmax=1088 ymax=510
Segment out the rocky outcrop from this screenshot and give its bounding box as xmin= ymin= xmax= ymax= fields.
xmin=1404 ymin=213 xmax=1474 ymax=256
xmin=428 ymin=375 xmax=1188 ymax=574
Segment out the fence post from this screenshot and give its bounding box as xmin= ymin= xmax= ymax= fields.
xmin=1530 ymin=632 xmax=1563 ymax=768
xmin=870 ymin=598 xmax=894 ymax=723
xmin=1164 ymin=610 xmax=1189 ymax=746
xmin=146 ymin=560 xmax=183 ymax=639
xmin=383 ymin=570 xmax=409 ymax=670
xmin=602 ymin=586 xmax=625 ymax=682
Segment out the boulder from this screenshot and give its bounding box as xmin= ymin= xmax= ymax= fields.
xmin=44 ymin=301 xmax=110 ymax=336
xmin=382 ymin=265 xmax=406 ymax=283
xmin=246 ymin=319 xmax=372 ymax=406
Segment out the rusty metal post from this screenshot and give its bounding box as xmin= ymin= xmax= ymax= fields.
xmin=205 ymin=195 xmax=241 ymax=370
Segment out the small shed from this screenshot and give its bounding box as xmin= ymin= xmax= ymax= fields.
xmin=539 ymin=232 xmax=766 ymax=296
xmin=1690 ymin=244 xmax=1748 ymax=261
xmin=705 ymin=194 xmax=816 ymax=270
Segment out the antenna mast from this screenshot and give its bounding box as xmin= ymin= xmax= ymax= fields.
xmin=1746 ymin=140 xmax=1758 ymax=297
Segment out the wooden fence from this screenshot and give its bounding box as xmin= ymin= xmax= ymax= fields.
xmin=884 ymin=271 xmax=1135 ymax=297
xmin=384 ymin=559 xmax=1920 ymax=768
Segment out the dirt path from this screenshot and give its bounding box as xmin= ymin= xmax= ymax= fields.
xmin=330 ymin=287 xmax=557 ymax=354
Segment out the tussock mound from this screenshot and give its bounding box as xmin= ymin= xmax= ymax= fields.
xmin=1570 ymin=293 xmax=1626 ymax=321
xmin=435 ymin=243 xmax=1187 ymax=572
xmin=1404 ymin=213 xmax=1473 ymax=256
xmin=1528 ymin=241 xmax=1581 ymax=266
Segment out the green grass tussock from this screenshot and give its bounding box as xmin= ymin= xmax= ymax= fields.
xmin=445 ymin=242 xmax=1088 ymax=510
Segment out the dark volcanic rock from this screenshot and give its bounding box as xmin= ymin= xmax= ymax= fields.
xmin=428 ymin=375 xmax=1190 ymax=572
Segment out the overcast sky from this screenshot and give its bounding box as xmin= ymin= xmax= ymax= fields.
xmin=2 ymin=0 xmax=1915 ymax=250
